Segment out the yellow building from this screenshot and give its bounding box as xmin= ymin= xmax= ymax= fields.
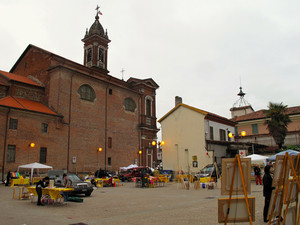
xmin=158 ymin=97 xmax=236 ymax=174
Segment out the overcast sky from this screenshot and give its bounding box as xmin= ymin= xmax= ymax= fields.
xmin=1 ymin=0 xmax=300 ymax=123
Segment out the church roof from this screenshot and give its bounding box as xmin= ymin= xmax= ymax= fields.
xmin=0 ymin=96 xmax=58 ymax=116
xmin=0 ymin=70 xmax=42 ymax=87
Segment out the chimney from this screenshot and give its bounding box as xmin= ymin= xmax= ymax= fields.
xmin=175 ymin=96 xmax=182 ymax=106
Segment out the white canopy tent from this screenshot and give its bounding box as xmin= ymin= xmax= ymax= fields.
xmin=17 ymin=162 xmax=53 ymax=182
xmin=245 ymin=154 xmax=268 ymax=165
xmin=119 ymin=164 xmax=138 ymax=171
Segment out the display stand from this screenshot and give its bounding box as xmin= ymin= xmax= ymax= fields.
xmin=224 ymin=154 xmax=253 ymax=225
xmin=268 ymin=153 xmax=300 ymax=225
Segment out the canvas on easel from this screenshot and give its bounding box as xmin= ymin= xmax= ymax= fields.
xmin=221 ymin=158 xmax=251 ymax=195
xmin=218 ymin=197 xmax=255 ymax=223
xmin=267 ymin=153 xmax=300 ymax=225
xmin=272 ymin=155 xmax=290 ymax=188
xmin=219 ymin=155 xmax=254 ymax=225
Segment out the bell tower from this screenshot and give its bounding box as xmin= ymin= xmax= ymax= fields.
xmin=82 ymin=6 xmax=110 ymax=73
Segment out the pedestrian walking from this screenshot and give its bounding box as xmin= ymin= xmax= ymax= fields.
xmin=254 ymin=164 xmax=262 ymax=185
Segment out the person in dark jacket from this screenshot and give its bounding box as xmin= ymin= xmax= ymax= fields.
xmin=263 ymin=165 xmax=274 ymax=223
xmin=5 ymin=171 xmax=11 ymax=186
xmin=36 ymin=176 xmax=49 ymax=206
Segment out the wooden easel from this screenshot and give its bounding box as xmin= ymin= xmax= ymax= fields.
xmin=224 ymin=154 xmax=253 ymax=225
xmin=268 ymin=153 xmax=300 ymax=225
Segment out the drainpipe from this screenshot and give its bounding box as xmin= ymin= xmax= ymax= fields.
xmin=104 ymin=77 xmax=112 ymax=171
xmin=2 ymin=109 xmax=10 ymax=181
xmin=138 ymin=94 xmax=142 ymax=166
xmin=67 ymin=75 xmax=74 ymax=172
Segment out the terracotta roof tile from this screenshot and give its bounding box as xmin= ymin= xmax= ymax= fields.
xmin=0 ymin=96 xmax=58 ymax=116
xmin=0 ymin=70 xmax=42 ymax=87
xmin=234 ymin=106 xmax=300 ymax=122
xmin=158 ymin=103 xmax=236 ymax=126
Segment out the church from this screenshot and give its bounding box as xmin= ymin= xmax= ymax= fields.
xmin=0 ymin=10 xmax=159 ymax=180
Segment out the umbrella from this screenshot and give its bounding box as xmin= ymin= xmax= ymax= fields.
xmin=266 ymin=150 xmax=300 ymax=162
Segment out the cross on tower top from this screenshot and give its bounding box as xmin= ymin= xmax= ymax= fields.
xmin=121 ymin=68 xmax=125 ymax=80
xmin=95 ymin=5 xmax=102 ymax=16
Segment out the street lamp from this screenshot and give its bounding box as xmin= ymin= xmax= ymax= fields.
xmin=138 ymin=150 xmax=142 ymax=166
xmin=28 ymin=142 xmax=35 ymax=163
xmin=228 ymin=131 xmax=246 ymax=156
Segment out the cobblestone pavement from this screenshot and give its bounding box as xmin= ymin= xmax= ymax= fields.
xmin=0 ymin=181 xmax=265 ymax=225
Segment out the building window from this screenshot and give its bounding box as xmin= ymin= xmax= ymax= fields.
xmin=78 ymin=84 xmax=96 ymax=102
xmin=108 ymin=157 xmax=111 ymax=166
xmin=7 ymin=145 xmax=16 ymax=162
xmin=109 ymin=88 xmax=112 ymax=95
xmin=219 ymin=129 xmax=226 ymax=141
xmin=87 ymin=48 xmax=92 ymax=62
xmin=41 ymin=123 xmax=48 ymax=133
xmin=108 ymin=137 xmax=112 ymax=148
xmin=124 ymin=98 xmax=136 ymax=112
xmin=235 ymin=127 xmax=238 ymax=136
xmin=98 ymin=48 xmax=104 ymax=62
xmin=252 ymin=124 xmax=258 ymax=134
xmin=40 ymin=147 xmax=47 ymax=164
xmin=146 ymin=99 xmax=151 ymax=116
xmin=9 ymin=118 xmax=18 ymax=130
xmin=210 ymin=126 xmax=214 ymax=140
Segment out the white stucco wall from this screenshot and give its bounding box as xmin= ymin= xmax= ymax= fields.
xmin=204 ymin=120 xmax=235 ymax=141
xmin=160 ymin=106 xmax=212 ymax=173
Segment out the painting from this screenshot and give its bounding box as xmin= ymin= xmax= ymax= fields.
xmin=284 ymin=179 xmax=298 ymax=204
xmin=221 ymin=158 xmax=251 ymax=195
xmin=268 ymin=189 xmax=283 ymax=221
xmin=284 ymin=206 xmax=296 ymax=225
xmin=272 ymin=155 xmax=289 ymax=188
xmin=218 ymin=197 xmax=255 ymax=223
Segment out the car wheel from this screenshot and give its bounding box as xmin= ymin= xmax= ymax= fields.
xmin=85 ymin=191 xmax=92 ymax=197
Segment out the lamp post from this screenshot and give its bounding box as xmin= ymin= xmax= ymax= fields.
xmin=28 ymin=142 xmax=35 ymax=163
xmin=228 ymin=131 xmax=246 ymax=156
xmin=97 ymin=147 xmax=102 ymax=168
xmin=151 ymin=141 xmax=165 ymax=169
xmin=138 ymin=150 xmax=142 ymax=166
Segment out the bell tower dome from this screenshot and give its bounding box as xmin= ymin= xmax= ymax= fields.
xmin=82 ymin=6 xmax=111 ymax=73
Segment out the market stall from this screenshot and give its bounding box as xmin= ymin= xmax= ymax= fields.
xmin=27 ymin=186 xmax=74 ymax=204
xmin=17 ymin=162 xmax=53 ymax=183
xmin=266 ymin=150 xmax=300 ymax=163
xmin=245 ymin=154 xmax=268 ymax=165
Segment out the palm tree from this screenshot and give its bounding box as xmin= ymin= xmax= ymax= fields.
xmin=264 ymin=102 xmax=291 ymax=149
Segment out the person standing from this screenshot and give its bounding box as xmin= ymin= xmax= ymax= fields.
xmin=36 ymin=176 xmax=49 ymax=206
xmin=62 ymin=174 xmax=72 ymax=204
xmin=5 ymin=171 xmax=11 ymax=186
xmin=263 ymin=165 xmax=274 ymax=223
xmin=254 ymin=165 xmax=262 ymax=185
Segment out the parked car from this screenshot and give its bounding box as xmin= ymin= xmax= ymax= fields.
xmin=119 ymin=166 xmax=153 ymax=182
xmin=94 ymin=169 xmax=112 ymax=178
xmin=195 ymin=163 xmax=222 ymax=181
xmin=47 ymin=170 xmax=93 ymax=196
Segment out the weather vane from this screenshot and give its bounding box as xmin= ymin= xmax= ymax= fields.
xmin=95 ymin=5 xmax=102 ymax=15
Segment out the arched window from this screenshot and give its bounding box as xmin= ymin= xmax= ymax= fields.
xmin=78 ymin=84 xmax=96 ymax=102
xmin=145 ymin=96 xmax=153 ymax=116
xmin=124 ymin=98 xmax=136 ymax=112
xmin=87 ymin=48 xmax=92 ymax=62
